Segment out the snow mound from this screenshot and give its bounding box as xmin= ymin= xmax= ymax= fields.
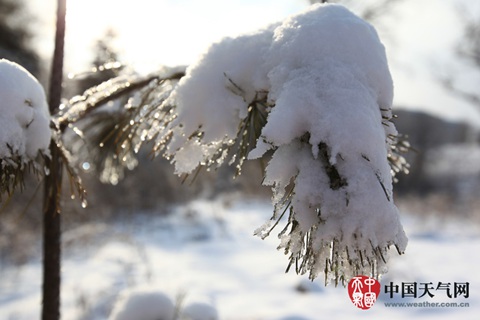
xmin=157 ymin=4 xmax=407 ymax=282
xmin=181 ymin=302 xmax=219 ymax=320
xmin=0 ymin=59 xmax=51 ymax=161
xmin=108 ymin=288 xmax=174 ymax=320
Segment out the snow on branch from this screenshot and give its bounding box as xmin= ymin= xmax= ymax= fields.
xmin=59 ymin=4 xmax=410 ymax=284
xmin=151 ymin=4 xmax=409 ymax=283
xmin=0 ymin=59 xmax=51 ymax=200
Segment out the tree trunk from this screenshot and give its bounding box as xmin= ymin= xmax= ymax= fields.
xmin=42 ymin=0 xmax=66 ymax=319
xmin=42 ymin=151 xmax=63 ymax=320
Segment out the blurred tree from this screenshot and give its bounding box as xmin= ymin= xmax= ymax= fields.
xmin=0 ymin=0 xmax=39 ymax=75
xmin=443 ymin=8 xmax=480 ymax=109
xmin=92 ymin=30 xmax=119 ymax=68
xmin=72 ymin=29 xmax=123 ymax=94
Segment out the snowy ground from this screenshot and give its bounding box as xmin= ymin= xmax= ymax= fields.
xmin=1 ymin=197 xmax=479 ymax=320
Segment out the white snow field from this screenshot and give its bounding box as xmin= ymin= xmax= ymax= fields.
xmin=0 ymin=198 xmax=478 ymax=320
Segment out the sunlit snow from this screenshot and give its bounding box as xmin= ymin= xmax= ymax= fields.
xmin=0 ymin=59 xmax=51 ymax=161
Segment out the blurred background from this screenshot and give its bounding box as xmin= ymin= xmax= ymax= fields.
xmin=1 ymin=0 xmax=480 ymax=319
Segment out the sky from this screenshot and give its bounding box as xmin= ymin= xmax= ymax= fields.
xmin=34 ymin=0 xmax=306 ymax=71
xmin=30 ymin=0 xmax=480 ymax=125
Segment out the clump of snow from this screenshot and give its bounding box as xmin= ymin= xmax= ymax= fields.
xmin=181 ymin=302 xmax=219 ymax=320
xmin=108 ymin=288 xmax=174 ymax=320
xmin=0 ymin=59 xmax=51 ymax=161
xmin=108 ymin=286 xmax=219 ymax=320
xmin=162 ymin=26 xmax=274 ymax=173
xmin=157 ymin=4 xmax=407 ymax=282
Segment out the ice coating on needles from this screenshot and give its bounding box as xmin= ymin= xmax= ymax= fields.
xmin=160 ymin=4 xmax=408 ymax=282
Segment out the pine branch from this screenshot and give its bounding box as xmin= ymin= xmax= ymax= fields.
xmin=56 ymin=71 xmax=185 ymax=131
xmin=0 ymin=152 xmax=46 ymax=203
xmin=58 ymin=69 xmax=184 ymax=185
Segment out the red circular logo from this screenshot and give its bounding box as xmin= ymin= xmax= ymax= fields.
xmin=347 ymin=275 xmax=381 ymax=310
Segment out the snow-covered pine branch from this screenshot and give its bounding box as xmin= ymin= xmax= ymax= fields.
xmin=61 ymin=3 xmax=409 ymax=284
xmin=153 ymin=4 xmax=409 ymax=283
xmin=0 ymin=58 xmax=86 ymax=205
xmin=0 ymin=59 xmax=51 ymax=199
